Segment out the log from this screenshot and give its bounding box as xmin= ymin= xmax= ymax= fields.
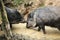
xmin=0 ymin=0 xmax=13 ymax=40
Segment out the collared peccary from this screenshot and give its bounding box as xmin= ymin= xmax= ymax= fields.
xmin=26 ymin=6 xmax=60 ymax=34
xmin=5 ymin=7 xmax=24 ymax=29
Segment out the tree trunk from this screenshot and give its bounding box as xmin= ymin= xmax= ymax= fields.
xmin=0 ymin=0 xmax=13 ymax=40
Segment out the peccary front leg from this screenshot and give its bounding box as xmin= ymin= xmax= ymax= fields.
xmin=42 ymin=26 xmax=46 ymax=34
xmin=35 ymin=24 xmax=41 ymax=31
xmin=39 ymin=24 xmax=46 ymax=34
xmin=38 ymin=26 xmax=41 ymax=31
xmin=10 ymin=23 xmax=12 ymax=29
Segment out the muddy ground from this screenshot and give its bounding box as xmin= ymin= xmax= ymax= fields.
xmin=12 ymin=23 xmax=60 ymax=40
xmin=0 ymin=23 xmax=60 ymax=40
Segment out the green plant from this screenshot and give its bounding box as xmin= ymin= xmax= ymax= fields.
xmin=13 ymin=0 xmax=24 ymax=6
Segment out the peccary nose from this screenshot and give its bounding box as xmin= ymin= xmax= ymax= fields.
xmin=26 ymin=25 xmax=30 ymax=28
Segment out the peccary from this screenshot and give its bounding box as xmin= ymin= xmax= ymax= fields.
xmin=5 ymin=7 xmax=24 ymax=29
xmin=26 ymin=6 xmax=60 ymax=34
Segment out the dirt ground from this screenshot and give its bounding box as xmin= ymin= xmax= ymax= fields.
xmin=10 ymin=23 xmax=60 ymax=40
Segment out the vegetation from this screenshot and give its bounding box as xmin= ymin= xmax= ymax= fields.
xmin=13 ymin=0 xmax=24 ymax=6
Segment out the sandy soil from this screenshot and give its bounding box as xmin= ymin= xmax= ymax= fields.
xmin=11 ymin=23 xmax=60 ymax=40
